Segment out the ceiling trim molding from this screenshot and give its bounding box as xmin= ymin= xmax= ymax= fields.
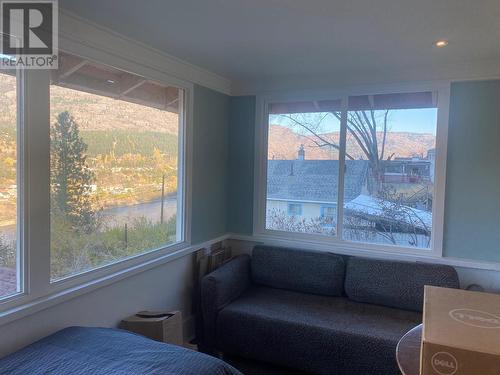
xmin=232 ymin=59 xmax=500 ymax=96
xmin=58 ymin=9 xmax=232 ymax=95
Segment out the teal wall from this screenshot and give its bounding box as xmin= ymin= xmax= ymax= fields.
xmin=191 ymin=85 xmax=230 ymax=244
xmin=227 ymin=81 xmax=500 ymax=263
xmin=443 ymin=80 xmax=500 ymax=261
xmin=227 ymin=96 xmax=256 ymax=235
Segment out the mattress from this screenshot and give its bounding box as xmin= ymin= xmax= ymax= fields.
xmin=0 ymin=326 xmax=242 ymax=375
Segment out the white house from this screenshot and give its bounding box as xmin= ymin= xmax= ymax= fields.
xmin=266 ymin=148 xmax=369 ymax=228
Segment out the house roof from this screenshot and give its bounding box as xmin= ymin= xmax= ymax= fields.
xmin=344 ymin=194 xmax=432 ymax=231
xmin=267 ymin=160 xmax=368 ymax=203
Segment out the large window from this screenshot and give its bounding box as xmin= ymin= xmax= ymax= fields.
xmin=263 ymin=91 xmax=444 ymax=251
xmin=50 ymin=53 xmax=184 ymax=280
xmin=0 ymin=71 xmax=20 ymax=299
xmin=0 ymin=16 xmax=196 ymax=317
xmin=0 ymin=46 xmax=190 ymax=316
xmin=266 ymin=101 xmax=341 ymax=236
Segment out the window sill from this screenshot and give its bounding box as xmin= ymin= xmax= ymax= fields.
xmin=0 ymin=234 xmax=229 ymax=327
xmin=252 ymin=229 xmax=438 ymax=256
xmin=229 ymin=232 xmax=500 ymax=272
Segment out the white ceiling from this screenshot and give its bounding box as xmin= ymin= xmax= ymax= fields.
xmin=60 ymin=0 xmax=500 ymax=94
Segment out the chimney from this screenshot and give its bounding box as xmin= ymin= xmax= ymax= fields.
xmin=297 ymin=144 xmax=305 ymax=160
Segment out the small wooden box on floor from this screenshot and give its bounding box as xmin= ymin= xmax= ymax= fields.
xmin=421 ymin=286 xmax=500 ymax=375
xmin=120 ymin=310 xmax=183 ymax=346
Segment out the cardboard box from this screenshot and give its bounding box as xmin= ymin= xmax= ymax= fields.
xmin=421 ymin=286 xmax=500 ymax=375
xmin=119 ymin=310 xmax=183 ymax=346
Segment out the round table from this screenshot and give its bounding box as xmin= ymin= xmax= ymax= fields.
xmin=396 ymin=324 xmax=422 ymax=375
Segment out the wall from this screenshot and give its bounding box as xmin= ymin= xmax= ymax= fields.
xmin=227 ymin=96 xmax=255 ymax=235
xmin=0 ymin=254 xmax=195 ymax=357
xmin=443 ymin=80 xmax=500 ymax=262
xmin=228 ymin=81 xmax=500 ymax=265
xmin=191 ymin=85 xmax=230 ymax=243
xmin=0 ymin=84 xmax=231 ymax=357
xmin=3 ymin=77 xmax=499 ymax=356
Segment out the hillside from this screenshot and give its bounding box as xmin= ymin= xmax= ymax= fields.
xmin=0 ymin=75 xmax=16 ymax=129
xmin=268 ymin=124 xmax=435 ymax=160
xmin=0 ymin=74 xmax=179 ymax=134
xmin=50 ymin=85 xmax=179 ymax=134
xmin=0 ymin=73 xmax=180 ymax=227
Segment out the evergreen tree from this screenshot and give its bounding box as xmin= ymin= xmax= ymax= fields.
xmin=51 ymin=111 xmax=96 ymax=231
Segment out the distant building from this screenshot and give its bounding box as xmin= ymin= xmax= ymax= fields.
xmin=266 ymin=147 xmax=368 ymax=228
xmin=381 ymin=150 xmax=435 ymax=184
xmin=267 ymin=146 xmax=434 ymax=232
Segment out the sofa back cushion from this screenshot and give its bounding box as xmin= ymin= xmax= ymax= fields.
xmin=251 ymin=245 xmax=345 ymax=296
xmin=345 ymin=257 xmax=459 ymax=312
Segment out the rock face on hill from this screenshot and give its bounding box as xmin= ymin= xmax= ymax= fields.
xmin=0 ymin=74 xmax=179 ymax=134
xmin=50 ymin=86 xmax=179 ymax=134
xmin=268 ymin=124 xmax=435 ymax=160
xmin=1 ymin=74 xmax=435 ymax=160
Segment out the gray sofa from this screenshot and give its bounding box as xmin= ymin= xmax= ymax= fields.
xmin=200 ymin=245 xmax=459 ymax=375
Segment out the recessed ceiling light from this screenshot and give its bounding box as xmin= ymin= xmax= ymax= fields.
xmin=434 ymin=40 xmax=449 ymax=48
xmin=106 ymin=79 xmax=115 ymax=84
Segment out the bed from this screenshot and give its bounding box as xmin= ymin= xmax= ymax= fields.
xmin=0 ymin=326 xmax=242 ymax=375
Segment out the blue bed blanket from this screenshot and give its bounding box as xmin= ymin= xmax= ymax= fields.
xmin=0 ymin=326 xmax=243 ymax=375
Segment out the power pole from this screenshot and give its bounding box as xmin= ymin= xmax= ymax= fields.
xmin=160 ymin=174 xmax=165 ymax=224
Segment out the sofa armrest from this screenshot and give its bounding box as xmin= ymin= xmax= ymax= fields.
xmin=200 ymin=254 xmax=251 ymax=354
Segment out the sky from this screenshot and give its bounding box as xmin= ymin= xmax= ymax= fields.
xmin=388 ymin=108 xmax=437 ymax=135
xmin=270 ymin=108 xmax=438 ymax=136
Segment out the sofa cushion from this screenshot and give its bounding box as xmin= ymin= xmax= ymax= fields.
xmin=345 ymin=257 xmax=459 ymax=312
xmin=216 ymin=286 xmax=421 ymax=375
xmin=251 ymin=246 xmax=345 ymax=296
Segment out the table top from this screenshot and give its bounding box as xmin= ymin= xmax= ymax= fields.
xmin=396 ymin=324 xmax=422 ymax=375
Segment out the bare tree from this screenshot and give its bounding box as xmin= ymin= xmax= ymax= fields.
xmin=0 ymin=235 xmax=16 ymax=268
xmin=266 ymin=209 xmax=336 ymax=236
xmin=378 ymin=187 xmax=430 ymax=246
xmin=344 ymin=187 xmax=431 ymax=248
xmin=278 ymin=108 xmax=390 ymax=194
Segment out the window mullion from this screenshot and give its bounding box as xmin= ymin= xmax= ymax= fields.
xmin=25 ymin=69 xmax=51 ymax=297
xmin=177 ymin=90 xmax=186 ymax=243
xmin=336 ymin=97 xmax=348 ymax=239
xmin=16 ymin=68 xmax=26 ymax=296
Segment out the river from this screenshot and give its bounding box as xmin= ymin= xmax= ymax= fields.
xmin=100 ymin=197 xmax=177 ymax=229
xmin=0 ymin=198 xmax=177 ymax=241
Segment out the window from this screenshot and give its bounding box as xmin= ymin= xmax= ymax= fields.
xmin=50 ymin=52 xmax=184 ymax=280
xmin=287 ymin=203 xmax=302 ymax=216
xmin=266 ymin=101 xmax=341 ymax=236
xmin=0 ymin=20 xmax=195 ymax=317
xmin=261 ymin=90 xmax=445 ymax=252
xmin=342 ymin=94 xmax=437 ymax=248
xmin=320 ymin=205 xmax=337 ymax=227
xmin=0 ymin=70 xmax=20 ymax=299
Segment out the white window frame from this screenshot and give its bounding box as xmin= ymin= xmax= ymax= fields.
xmin=47 ymin=54 xmax=191 ymax=286
xmin=254 ymin=82 xmax=450 ymax=259
xmin=0 ymin=21 xmax=195 ymax=322
xmin=0 ymin=68 xmax=27 ymax=304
